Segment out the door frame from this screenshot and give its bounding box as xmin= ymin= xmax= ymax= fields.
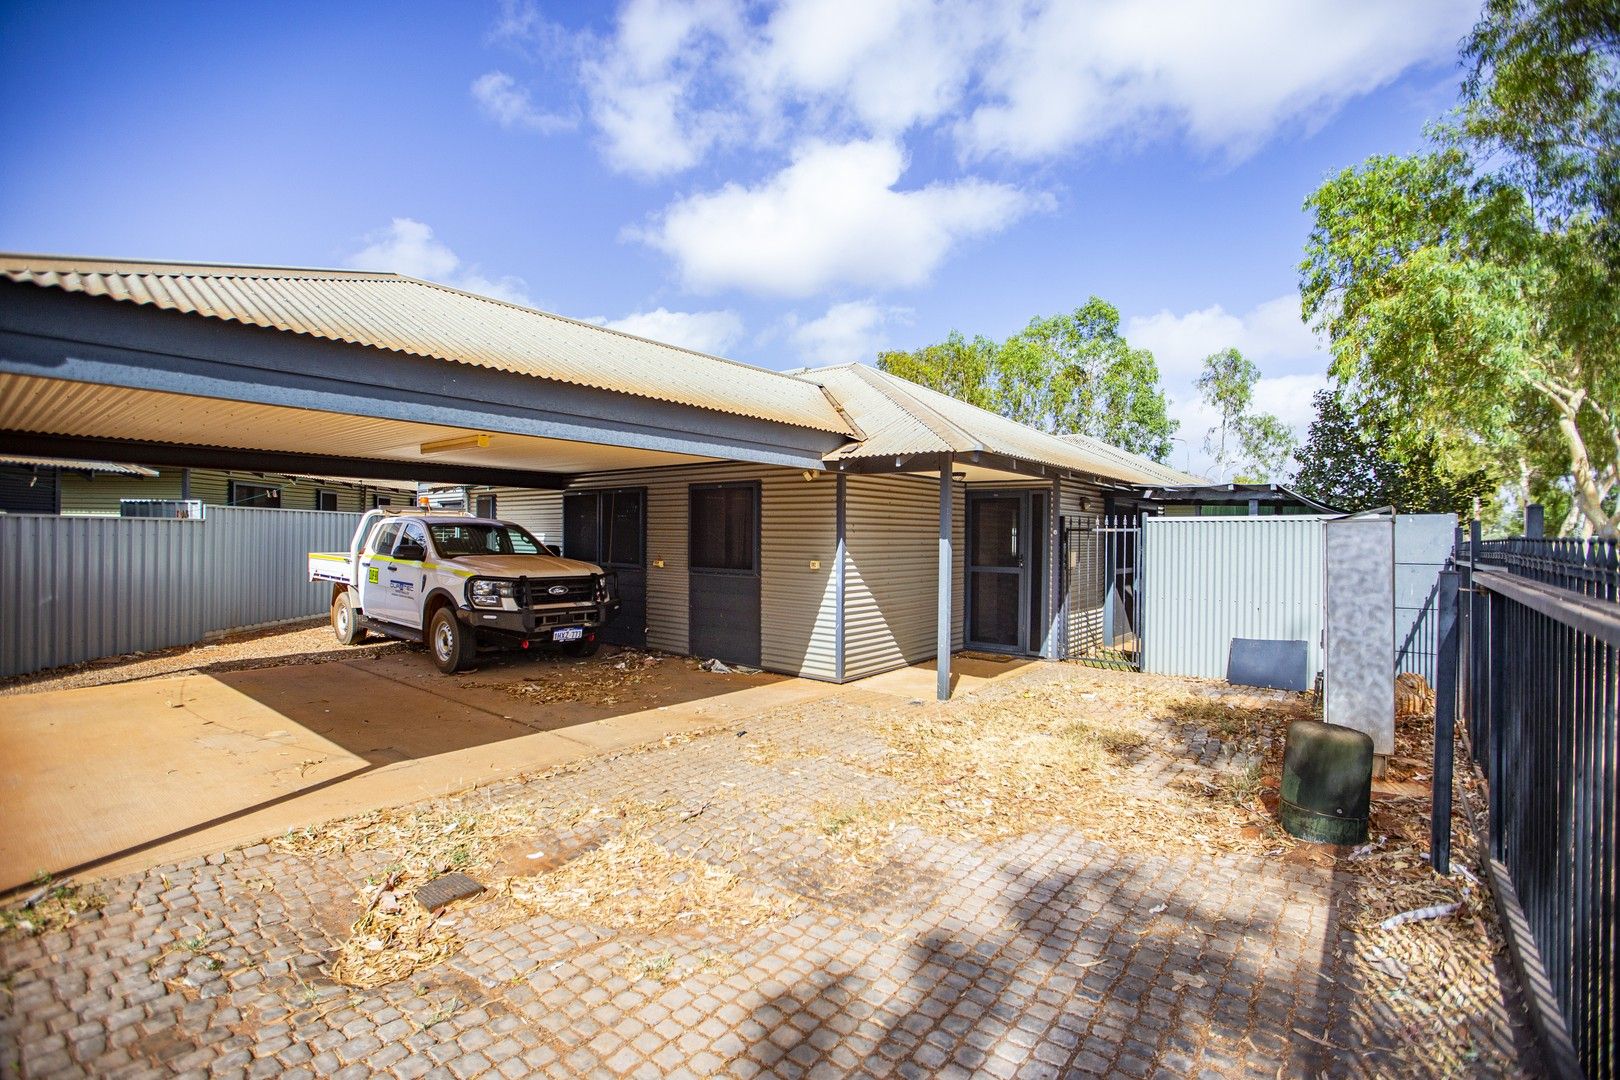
xmin=563 ymin=487 xmax=649 ymax=647
xmin=965 ymin=489 xmax=1048 ymax=655
xmin=687 ymin=480 xmax=762 ymax=666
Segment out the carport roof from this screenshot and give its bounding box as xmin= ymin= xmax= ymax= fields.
xmin=0 ymin=255 xmax=856 ymax=437
xmin=799 ymin=364 xmax=1206 ymax=485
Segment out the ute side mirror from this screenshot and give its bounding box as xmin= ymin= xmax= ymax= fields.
xmin=395 ymin=541 xmax=427 ymax=562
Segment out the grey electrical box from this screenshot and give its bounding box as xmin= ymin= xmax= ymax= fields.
xmin=1323 ymin=515 xmax=1395 ymax=755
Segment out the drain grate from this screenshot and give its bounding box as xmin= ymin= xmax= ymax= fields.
xmin=413 ymin=872 xmax=485 ymax=912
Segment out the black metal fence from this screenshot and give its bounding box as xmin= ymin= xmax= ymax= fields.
xmin=1446 ymin=528 xmax=1618 ymax=1079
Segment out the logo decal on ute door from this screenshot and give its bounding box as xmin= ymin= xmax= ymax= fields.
xmin=368 ymin=567 xmax=379 ymax=583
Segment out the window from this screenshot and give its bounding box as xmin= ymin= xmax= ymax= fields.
xmin=394 ymin=521 xmax=429 ymax=560
xmin=316 ymin=490 xmax=339 ymax=512
xmin=474 ymin=493 xmax=497 ymax=518
xmin=229 ymin=481 xmax=281 ymax=508
xmin=372 ymin=495 xmax=393 ymax=508
xmin=607 ymin=491 xmax=644 ymax=566
xmin=690 ymin=485 xmax=756 ymax=572
xmin=428 ymin=522 xmax=547 ymax=556
xmin=371 ymin=521 xmax=401 ymax=554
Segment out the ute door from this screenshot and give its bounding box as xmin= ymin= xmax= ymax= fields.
xmin=359 ymin=521 xmax=402 ymax=622
xmin=382 ymin=520 xmax=431 ymax=630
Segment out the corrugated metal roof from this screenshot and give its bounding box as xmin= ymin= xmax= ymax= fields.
xmin=800 ymin=365 xmax=1198 ymax=486
xmin=0 ymin=455 xmax=159 ymax=476
xmin=0 ymin=254 xmax=854 ymax=437
xmin=1055 ymin=434 xmax=1208 ymax=486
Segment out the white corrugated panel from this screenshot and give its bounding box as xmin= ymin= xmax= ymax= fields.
xmin=1140 ymin=517 xmax=1326 ymax=681
xmin=2 ymin=257 xmax=854 ymax=435
xmin=488 ymin=488 xmax=565 ymax=548
xmin=843 ymin=473 xmax=965 ymax=680
xmin=568 ymin=464 xmax=839 ymax=679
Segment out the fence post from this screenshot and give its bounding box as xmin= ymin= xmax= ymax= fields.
xmin=1523 ymin=502 xmax=1544 ymax=539
xmin=1430 ymin=568 xmax=1460 ymax=875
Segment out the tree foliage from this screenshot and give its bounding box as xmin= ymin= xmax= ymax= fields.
xmin=1300 ymin=0 xmax=1620 ymax=536
xmin=1194 ymin=348 xmax=1296 ymax=483
xmin=1293 ymin=388 xmax=1497 ymax=515
xmin=877 ymin=297 xmax=1178 ymax=461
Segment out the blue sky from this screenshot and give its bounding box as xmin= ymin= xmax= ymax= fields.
xmin=0 ymin=0 xmax=1478 ymax=477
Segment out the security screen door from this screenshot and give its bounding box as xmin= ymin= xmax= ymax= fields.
xmin=688 ymin=482 xmax=761 ymax=667
xmin=966 ymin=491 xmax=1048 ymax=654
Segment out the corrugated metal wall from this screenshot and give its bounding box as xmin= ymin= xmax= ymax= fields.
xmin=58 ymin=471 xmax=183 ymax=514
xmin=559 ymin=464 xmax=839 ymax=680
xmin=1140 ymin=517 xmax=1326 ymax=681
xmin=1 ymin=506 xmax=362 ymax=677
xmin=843 ymin=473 xmax=965 ymax=680
xmin=487 ymin=487 xmax=564 ymax=547
xmin=59 ymin=469 xmax=399 ymax=514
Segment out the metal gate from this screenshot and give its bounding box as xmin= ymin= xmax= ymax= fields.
xmin=1063 ymin=515 xmax=1141 ymax=670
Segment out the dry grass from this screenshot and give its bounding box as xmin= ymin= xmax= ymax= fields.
xmin=821 ymin=677 xmax=1293 ymax=856
xmin=507 ymin=801 xmax=789 ymax=935
xmin=0 ymin=877 xmax=105 ymax=939
xmin=274 ymin=801 xmax=547 ymax=988
xmin=463 ymin=649 xmax=667 ymax=708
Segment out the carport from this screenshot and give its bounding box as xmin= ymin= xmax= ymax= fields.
xmin=0 ymin=256 xmax=1197 ymax=701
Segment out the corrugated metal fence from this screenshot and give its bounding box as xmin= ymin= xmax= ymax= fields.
xmin=1139 ymin=513 xmax=1455 ymax=685
xmin=1141 ymin=517 xmax=1326 ymax=681
xmin=1 ymin=506 xmax=360 ymax=678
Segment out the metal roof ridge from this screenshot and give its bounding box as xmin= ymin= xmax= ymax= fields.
xmin=0 ymin=252 xmax=404 ymax=279
xmin=847 ymin=365 xmax=982 ymax=453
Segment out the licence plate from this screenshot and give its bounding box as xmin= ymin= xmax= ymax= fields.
xmin=552 ymin=627 xmax=584 ymax=642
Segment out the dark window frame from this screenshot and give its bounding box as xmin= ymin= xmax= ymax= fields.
xmin=474 ymin=492 xmax=497 ymax=518
xmin=563 ymin=487 xmax=647 ymax=568
xmin=228 ymin=480 xmax=282 ymax=508
xmin=315 ymin=489 xmax=339 ymax=512
xmin=688 ymin=481 xmax=760 ymax=577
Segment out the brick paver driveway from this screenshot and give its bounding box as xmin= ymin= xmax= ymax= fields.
xmin=0 ymin=663 xmax=1537 ymax=1079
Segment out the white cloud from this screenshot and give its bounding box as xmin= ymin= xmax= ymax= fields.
xmin=1127 ymin=293 xmax=1320 ymax=381
xmin=531 ymin=0 xmax=1473 ymax=177
xmin=633 ymin=139 xmax=1045 ymax=296
xmin=577 ymin=0 xmax=747 ymax=178
xmin=471 ymin=71 xmax=574 ymax=134
xmin=788 ymin=299 xmax=913 ymax=365
xmin=595 ymin=307 xmax=745 ymax=355
xmin=345 ymin=219 xmax=533 ymax=306
xmin=959 ymin=0 xmax=1475 ymax=162
xmin=1131 ymin=294 xmax=1331 ymax=481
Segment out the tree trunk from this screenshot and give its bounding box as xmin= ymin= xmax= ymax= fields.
xmin=1544 ymin=385 xmax=1620 ymax=539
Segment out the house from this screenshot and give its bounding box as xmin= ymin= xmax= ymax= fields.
xmin=0 ymin=454 xmax=414 ymax=515
xmin=1134 ymin=481 xmax=1343 ymax=517
xmin=0 ymin=254 xmax=1200 ymax=697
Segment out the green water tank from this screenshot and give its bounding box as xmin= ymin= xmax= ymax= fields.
xmin=1280 ymin=720 xmax=1373 ymax=845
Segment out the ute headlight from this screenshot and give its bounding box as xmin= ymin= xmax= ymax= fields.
xmin=469 ymin=578 xmax=515 ymax=608
xmin=595 ymin=572 xmax=617 ymax=603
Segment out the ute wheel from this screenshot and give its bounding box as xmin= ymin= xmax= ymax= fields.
xmin=332 ymin=589 xmax=367 ymax=645
xmin=429 ymin=607 xmax=476 ymax=674
xmin=565 ymin=637 xmax=600 ymax=659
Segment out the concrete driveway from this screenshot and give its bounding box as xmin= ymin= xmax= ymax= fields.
xmin=0 ymin=645 xmax=1025 ymax=891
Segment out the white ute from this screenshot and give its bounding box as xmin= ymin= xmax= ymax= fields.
xmin=309 ymin=508 xmax=620 ymax=674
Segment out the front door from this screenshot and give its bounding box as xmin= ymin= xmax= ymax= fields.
xmin=563 ymin=489 xmax=647 ymax=647
xmin=688 ymin=482 xmax=761 ymax=666
xmin=966 ymin=491 xmax=1048 ymax=654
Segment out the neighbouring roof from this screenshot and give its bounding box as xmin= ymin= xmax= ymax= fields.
xmin=0 ymin=255 xmax=855 ymax=437
xmin=800 ymin=364 xmax=1205 ymax=486
xmin=1139 ymin=482 xmax=1345 ymax=513
xmin=0 ymin=455 xmax=159 ymax=477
